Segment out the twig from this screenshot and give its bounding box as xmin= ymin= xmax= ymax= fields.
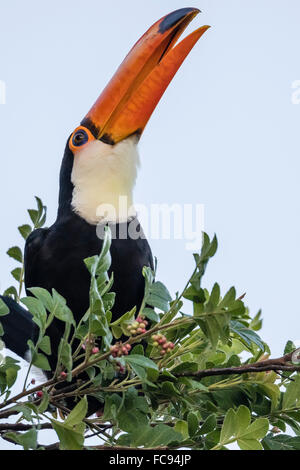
xmin=173 ymin=351 xmax=300 ymax=379
xmin=0 ymin=422 xmax=52 ymax=431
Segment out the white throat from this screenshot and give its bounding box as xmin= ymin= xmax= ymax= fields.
xmin=71 ymin=136 xmax=139 ymax=224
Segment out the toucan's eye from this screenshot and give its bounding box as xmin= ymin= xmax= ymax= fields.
xmin=72 ymin=130 xmax=88 ymax=147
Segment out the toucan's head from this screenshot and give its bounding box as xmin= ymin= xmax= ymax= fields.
xmin=59 ymin=8 xmax=209 ymax=224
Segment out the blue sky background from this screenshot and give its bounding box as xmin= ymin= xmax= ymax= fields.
xmin=0 ymin=0 xmax=300 ymax=448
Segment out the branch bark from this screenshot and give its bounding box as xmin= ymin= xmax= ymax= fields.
xmin=173 ymin=350 xmax=300 ymax=379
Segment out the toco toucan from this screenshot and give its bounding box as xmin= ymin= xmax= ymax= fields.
xmin=1 ymin=8 xmax=209 ymax=413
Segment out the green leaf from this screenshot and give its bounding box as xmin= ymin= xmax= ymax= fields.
xmin=237 ymin=438 xmax=263 ymax=450
xmin=28 ymin=287 xmax=54 ymax=312
xmin=110 ymin=307 xmax=136 ymax=327
xmin=0 ymin=299 xmax=9 ymax=317
xmin=31 ymin=352 xmax=51 ymax=371
xmin=65 ymin=396 xmax=88 ymax=426
xmin=238 ymin=418 xmax=269 ymax=440
xmin=58 ymin=339 xmax=73 ymax=376
xmin=258 ymin=383 xmax=280 ymax=410
xmin=2 ymin=286 xmax=18 ymax=301
xmin=124 ymin=355 xmax=158 ymax=384
xmin=52 ymin=421 xmax=85 ymax=450
xmin=172 ymin=362 xmax=199 ymax=374
xmin=262 ymin=434 xmax=300 ymax=450
xmin=18 ymin=224 xmax=32 ymax=240
xmin=143 ymin=308 xmax=159 ymax=322
xmin=129 ymin=423 xmax=182 ymax=448
xmin=125 ymin=355 xmax=158 ymax=371
xmin=5 ymin=428 xmax=37 ymax=450
xmin=209 ymin=283 xmax=221 ymax=307
xmin=230 ymin=320 xmax=265 ymax=350
xmin=284 ymin=340 xmax=296 ymax=355
xmin=187 ymin=412 xmax=199 ymax=437
xmin=236 ymin=405 xmax=251 ymax=434
xmin=199 ymin=414 xmax=217 ymax=435
xmin=174 ymin=420 xmax=189 ymax=440
xmin=118 ymin=408 xmax=149 ymax=434
xmin=220 ymin=408 xmax=236 ymax=444
xmin=7 ymin=246 xmax=23 ymax=263
xmin=38 ymin=390 xmax=50 ymax=413
xmin=282 ymin=375 xmax=300 ymax=410
xmin=51 ymin=289 xmax=75 ymax=325
xmin=146 ymin=281 xmax=172 ymax=312
xmin=21 ymin=297 xmax=47 ymax=331
xmin=38 ymin=335 xmax=51 ymax=355
xmin=219 ymin=287 xmax=236 ymax=307
xmin=28 ymin=209 xmax=39 ymax=225
xmin=11 ymin=267 xmax=22 ymax=282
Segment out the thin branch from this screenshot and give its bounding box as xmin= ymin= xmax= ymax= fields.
xmin=0 ymin=423 xmax=52 ymax=432
xmin=173 ymin=351 xmax=300 ymax=379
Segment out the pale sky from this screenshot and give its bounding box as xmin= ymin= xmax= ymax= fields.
xmin=1 ymin=0 xmax=300 ymax=448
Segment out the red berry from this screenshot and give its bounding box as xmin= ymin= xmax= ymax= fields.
xmin=60 ymin=371 xmax=67 ymax=378
xmin=92 ymin=347 xmax=99 ymax=354
xmin=36 ymin=391 xmax=43 ymax=398
xmin=31 ymin=378 xmax=36 ymax=385
xmin=125 ymin=344 xmax=131 ymax=351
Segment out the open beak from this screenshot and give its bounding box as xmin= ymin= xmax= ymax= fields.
xmin=81 ymin=8 xmax=210 ymax=145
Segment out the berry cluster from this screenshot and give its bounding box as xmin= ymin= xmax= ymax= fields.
xmin=151 ymin=334 xmax=175 ymax=355
xmin=127 ymin=316 xmax=149 ymax=336
xmin=110 ymin=342 xmax=132 ymax=358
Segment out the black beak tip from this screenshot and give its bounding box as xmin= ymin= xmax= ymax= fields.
xmin=158 ymin=7 xmax=200 ymax=33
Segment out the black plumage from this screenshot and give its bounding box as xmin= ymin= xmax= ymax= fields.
xmin=25 ymin=144 xmax=152 ymax=404
xmin=1 ymin=7 xmax=205 ymax=415
xmin=1 ymin=142 xmax=152 ymax=415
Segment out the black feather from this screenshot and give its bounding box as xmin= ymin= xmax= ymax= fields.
xmin=0 ymin=296 xmax=38 ymax=358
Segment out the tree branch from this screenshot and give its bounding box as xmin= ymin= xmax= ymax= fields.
xmin=0 ymin=423 xmax=52 ymax=432
xmin=174 ymin=350 xmax=300 ymax=379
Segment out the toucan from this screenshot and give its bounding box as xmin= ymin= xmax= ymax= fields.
xmin=1 ymin=8 xmax=209 ymax=413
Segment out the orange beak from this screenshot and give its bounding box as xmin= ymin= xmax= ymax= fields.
xmin=81 ymin=8 xmax=210 ymax=145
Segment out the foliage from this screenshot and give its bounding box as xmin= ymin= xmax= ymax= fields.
xmin=0 ymin=199 xmax=300 ymax=450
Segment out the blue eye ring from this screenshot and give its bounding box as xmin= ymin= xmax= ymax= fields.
xmin=72 ymin=129 xmax=89 ymax=147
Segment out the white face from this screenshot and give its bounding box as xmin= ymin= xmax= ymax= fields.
xmin=71 ymin=136 xmax=140 ymax=224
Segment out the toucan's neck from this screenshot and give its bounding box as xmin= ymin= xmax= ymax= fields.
xmin=57 ymin=137 xmax=139 ymax=225
xmin=57 ymin=141 xmax=75 ymax=220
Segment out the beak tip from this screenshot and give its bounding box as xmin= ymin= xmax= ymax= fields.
xmin=158 ymin=7 xmax=201 ymax=34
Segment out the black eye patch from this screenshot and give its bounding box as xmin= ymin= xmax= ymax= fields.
xmin=72 ymin=130 xmax=88 ymax=147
